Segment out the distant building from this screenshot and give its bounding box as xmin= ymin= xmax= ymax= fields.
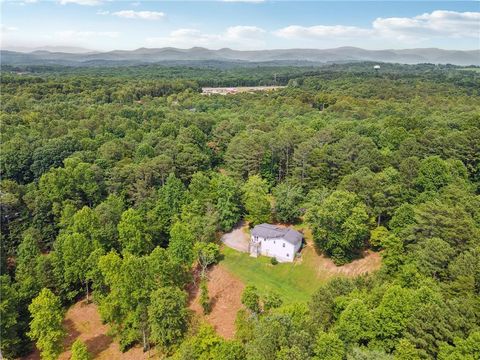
xmin=249 ymin=224 xmax=303 ymax=262
xmin=374 ymin=65 xmax=381 ymax=70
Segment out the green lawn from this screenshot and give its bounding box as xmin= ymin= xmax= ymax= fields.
xmin=220 ymin=243 xmax=331 ymax=304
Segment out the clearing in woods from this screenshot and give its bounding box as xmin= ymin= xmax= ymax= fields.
xmin=189 ymin=265 xmax=245 ymax=339
xmin=219 ymin=223 xmax=382 ymax=303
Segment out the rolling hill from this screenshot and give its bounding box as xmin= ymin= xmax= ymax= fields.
xmin=2 ymin=46 xmax=479 ymax=67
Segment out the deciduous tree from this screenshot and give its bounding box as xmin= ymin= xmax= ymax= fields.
xmin=148 ymin=286 xmax=189 ymax=350
xmin=242 ymin=175 xmax=271 ymax=226
xmin=27 ymin=288 xmax=65 ymax=360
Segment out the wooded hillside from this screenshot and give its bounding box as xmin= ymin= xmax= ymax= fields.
xmin=1 ymin=63 xmax=479 ymax=359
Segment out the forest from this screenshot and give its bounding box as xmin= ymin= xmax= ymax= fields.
xmin=1 ymin=63 xmax=479 ymax=360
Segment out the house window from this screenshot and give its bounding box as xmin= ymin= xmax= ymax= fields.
xmin=274 ymin=241 xmax=276 ymax=244
xmin=283 ymin=243 xmax=285 ymax=248
xmin=287 ymin=253 xmax=289 ymax=257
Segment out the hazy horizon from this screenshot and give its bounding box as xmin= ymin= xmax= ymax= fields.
xmin=3 ymin=45 xmax=480 ymax=54
xmin=1 ymin=1 xmax=479 ymax=52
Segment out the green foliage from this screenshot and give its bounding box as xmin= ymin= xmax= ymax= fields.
xmin=388 ymin=203 xmax=415 ymax=236
xmin=369 ymin=226 xmax=389 ymax=249
xmin=148 ymin=173 xmax=186 ymax=239
xmin=273 ymin=182 xmax=304 ymax=223
xmin=242 ymin=175 xmax=271 ymax=225
xmin=172 ymin=324 xmax=246 ymax=360
xmin=413 ymin=237 xmax=455 ymax=280
xmin=245 ymin=313 xmax=312 ymax=360
xmin=0 ymin=275 xmax=21 ymax=358
xmin=309 ymin=277 xmax=356 ymax=330
xmin=263 ymin=291 xmax=283 ymax=311
xmin=53 ymin=231 xmax=100 ymax=301
xmin=438 ymin=331 xmax=480 ymax=360
xmin=168 ymin=221 xmax=196 ymax=265
xmin=2 ymin=64 xmax=480 ymax=359
xmin=380 ymin=233 xmax=405 ymax=274
xmin=411 ymin=199 xmax=479 ymax=250
xmin=241 ymin=285 xmax=261 ymax=315
xmin=314 ymin=331 xmax=345 ymax=360
xmin=14 ymin=228 xmax=44 ymax=300
xmin=213 ymin=173 xmax=242 ymax=231
xmin=148 ymin=286 xmax=189 ymax=350
xmin=346 ymin=347 xmax=393 ymax=360
xmin=97 ymin=249 xmax=188 ymax=351
xmin=70 ymin=339 xmax=91 ymax=360
xmin=335 ymin=298 xmax=374 ymax=346
xmin=394 ymin=339 xmax=422 ymax=360
xmin=235 ymin=309 xmax=255 ymax=344
xmin=270 ymin=257 xmax=278 ymax=265
xmin=27 ymin=288 xmax=65 ymax=360
xmin=415 ymin=156 xmax=454 ymax=192
xmin=373 ymin=285 xmax=420 ymax=351
xmin=118 ymin=208 xmax=153 ymax=255
xmin=194 ymin=242 xmax=220 ymax=278
xmin=307 ymin=190 xmax=370 ymax=264
xmin=199 ymin=279 xmax=211 ymax=315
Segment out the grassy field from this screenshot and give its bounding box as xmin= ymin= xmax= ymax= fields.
xmin=219 ymin=224 xmax=333 ymax=303
xmin=220 ymin=245 xmax=327 ymax=303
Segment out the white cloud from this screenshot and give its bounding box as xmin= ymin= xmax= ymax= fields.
xmin=225 ymin=25 xmax=266 ymax=39
xmin=112 ymin=10 xmax=165 ymax=20
xmin=96 ymin=9 xmax=109 ymax=15
xmin=274 ymin=10 xmax=480 ymax=44
xmin=146 ymin=25 xmax=266 ymax=49
xmin=373 ymin=10 xmax=480 ymax=39
xmin=59 ymin=0 xmax=102 ymax=5
xmin=131 ymin=1 xmax=140 ymax=6
xmin=275 ymin=25 xmax=372 ymax=39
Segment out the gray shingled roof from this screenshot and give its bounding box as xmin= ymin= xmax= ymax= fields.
xmin=251 ymin=224 xmax=303 ymax=245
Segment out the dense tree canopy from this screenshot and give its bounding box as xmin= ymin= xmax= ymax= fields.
xmin=1 ymin=62 xmax=479 ymax=359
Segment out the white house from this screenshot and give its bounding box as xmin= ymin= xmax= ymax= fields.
xmin=249 ymin=224 xmax=303 ymax=262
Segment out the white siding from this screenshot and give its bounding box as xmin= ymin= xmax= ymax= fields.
xmin=250 ymin=235 xmax=298 ymax=262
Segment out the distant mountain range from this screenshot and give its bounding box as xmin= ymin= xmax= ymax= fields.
xmin=1 ymin=47 xmax=479 ymax=66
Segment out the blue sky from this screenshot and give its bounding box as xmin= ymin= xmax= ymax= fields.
xmin=1 ymin=1 xmax=479 ymax=51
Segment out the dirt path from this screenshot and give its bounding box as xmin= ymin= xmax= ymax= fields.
xmin=22 ymin=300 xmax=151 ymax=360
xmin=221 ymin=222 xmax=250 ymax=253
xmin=189 ymin=265 xmax=245 ymax=339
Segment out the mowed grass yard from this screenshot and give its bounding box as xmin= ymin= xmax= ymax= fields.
xmin=219 ymin=225 xmax=382 ymax=304
xmin=220 ymin=245 xmax=326 ymax=303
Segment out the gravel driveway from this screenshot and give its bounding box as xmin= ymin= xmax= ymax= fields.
xmin=221 ymin=222 xmax=250 ymax=253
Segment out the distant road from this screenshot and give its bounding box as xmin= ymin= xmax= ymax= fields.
xmin=202 ymin=86 xmax=286 ymax=95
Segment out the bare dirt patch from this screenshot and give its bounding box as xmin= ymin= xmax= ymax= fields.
xmin=189 ymin=265 xmax=245 ymax=339
xmin=298 ymin=226 xmax=382 ymax=279
xmin=22 ymin=300 xmax=151 ymax=360
xmin=318 ymin=250 xmax=382 ymax=277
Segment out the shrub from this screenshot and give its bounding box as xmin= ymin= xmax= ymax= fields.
xmin=200 ymin=279 xmax=211 ymax=314
xmin=271 ymin=257 xmax=278 ymax=265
